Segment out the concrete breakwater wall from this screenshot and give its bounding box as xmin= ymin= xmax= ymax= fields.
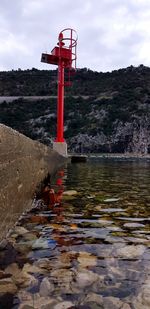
xmin=0 ymin=124 xmax=66 ymax=242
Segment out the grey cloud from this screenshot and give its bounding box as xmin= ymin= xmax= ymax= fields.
xmin=0 ymin=0 xmax=150 ymax=71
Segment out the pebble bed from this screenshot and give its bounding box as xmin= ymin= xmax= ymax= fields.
xmin=0 ymin=159 xmax=150 ymax=309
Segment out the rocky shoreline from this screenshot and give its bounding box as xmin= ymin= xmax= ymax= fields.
xmin=82 ymin=153 xmax=150 ymax=160
xmin=0 ymin=162 xmax=150 ymax=309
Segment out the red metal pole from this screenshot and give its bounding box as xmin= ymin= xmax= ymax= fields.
xmin=56 ymin=60 xmax=64 ymax=142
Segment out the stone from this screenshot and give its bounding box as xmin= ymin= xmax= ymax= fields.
xmin=83 ymin=292 xmax=103 ymax=306
xmin=54 ymin=301 xmax=74 ymax=309
xmin=75 ymin=270 xmax=100 ymax=288
xmin=5 ymin=262 xmax=21 ymax=277
xmin=17 ymin=290 xmax=33 ymax=302
xmin=34 ymin=258 xmax=51 ymax=269
xmin=116 ymin=245 xmax=145 ymax=258
xmin=0 ymin=239 xmax=8 ymax=249
xmin=0 ymin=277 xmax=18 ymax=294
xmin=123 ymin=223 xmax=145 ymax=228
xmin=18 ymin=294 xmax=57 ymax=309
xmin=98 ymin=219 xmax=113 ymax=226
xmin=0 ymin=270 xmax=7 ymax=279
xmin=104 ymin=198 xmax=120 ymax=202
xmin=51 ymin=268 xmax=73 ymax=280
xmin=63 ymin=190 xmax=78 ymax=196
xmin=22 ymin=263 xmax=45 ymax=274
xmin=100 ymin=208 xmax=125 ymax=213
xmin=59 ymin=252 xmax=73 ymax=267
xmin=124 ymin=237 xmax=149 ymax=244
xmin=87 ymin=195 xmax=95 ymax=199
xmin=5 ymin=263 xmax=31 ymax=288
xmin=14 ymin=241 xmax=33 ymax=254
xmin=32 ymin=238 xmax=56 ymax=250
xmin=22 ymin=232 xmax=38 ymax=241
xmin=121 ymin=304 xmax=131 ymax=309
xmin=19 ymin=305 xmax=34 ymax=309
xmin=14 ymin=270 xmax=38 ymax=288
xmin=78 ymin=251 xmax=97 ymax=267
xmin=39 ymin=277 xmax=55 ymax=296
xmin=14 ymin=226 xmax=29 ymax=235
xmin=133 ymin=278 xmax=150 ymax=309
xmin=103 ymin=296 xmax=123 ymax=309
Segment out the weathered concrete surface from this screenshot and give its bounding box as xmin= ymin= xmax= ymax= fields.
xmin=0 ymin=124 xmax=66 ymax=241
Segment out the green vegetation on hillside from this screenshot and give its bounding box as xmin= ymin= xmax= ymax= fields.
xmin=0 ymin=65 xmax=150 ymax=153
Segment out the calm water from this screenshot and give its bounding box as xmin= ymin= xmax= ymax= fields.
xmin=0 ymin=159 xmax=150 ymax=309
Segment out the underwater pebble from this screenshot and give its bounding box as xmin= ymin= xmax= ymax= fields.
xmin=132 ymin=278 xmax=150 ymax=309
xmin=39 ymin=277 xmax=55 ymax=296
xmin=116 ymin=245 xmax=145 ymax=258
xmin=0 ymin=277 xmax=18 ymax=294
xmin=34 ymin=258 xmax=51 ymax=269
xmin=98 ymin=219 xmax=114 ymax=226
xmin=87 ymin=195 xmax=95 ymax=199
xmin=104 ymin=198 xmax=120 ymax=203
xmin=82 ymin=292 xmax=103 ymax=306
xmin=32 ymin=238 xmax=56 ymax=250
xmin=99 ymin=208 xmax=125 ymax=213
xmin=75 ymin=269 xmax=100 ymax=288
xmin=22 ymin=263 xmax=45 ymax=274
xmin=5 ymin=264 xmax=38 ymax=288
xmin=103 ymin=296 xmax=123 ymax=309
xmin=5 ymin=262 xmax=21 ymax=277
xmin=14 ymin=241 xmax=33 ymax=254
xmin=123 ymin=223 xmax=145 ymax=228
xmin=53 ymin=301 xmax=74 ymax=309
xmin=63 ymin=190 xmax=78 ymax=196
xmin=77 ymin=251 xmax=97 ymax=267
xmin=18 ymin=294 xmax=57 ymax=309
xmin=14 ymin=226 xmax=29 ymax=235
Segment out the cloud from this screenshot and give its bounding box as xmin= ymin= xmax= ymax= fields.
xmin=0 ymin=0 xmax=150 ymax=71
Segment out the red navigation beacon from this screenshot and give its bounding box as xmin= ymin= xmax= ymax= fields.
xmin=41 ymin=28 xmax=77 ymax=156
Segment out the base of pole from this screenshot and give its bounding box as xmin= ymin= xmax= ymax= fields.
xmin=53 ymin=141 xmax=68 ymax=157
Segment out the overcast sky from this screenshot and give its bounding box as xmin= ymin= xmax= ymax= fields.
xmin=0 ymin=0 xmax=150 ymax=72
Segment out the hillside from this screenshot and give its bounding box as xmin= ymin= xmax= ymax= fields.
xmin=0 ymin=65 xmax=150 ymax=154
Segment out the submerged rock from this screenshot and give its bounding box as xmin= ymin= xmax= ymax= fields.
xmin=34 ymin=258 xmax=51 ymax=269
xmin=121 ymin=304 xmax=132 ymax=309
xmin=5 ymin=263 xmax=38 ymax=288
xmin=53 ymin=301 xmax=74 ymax=309
xmin=104 ymin=198 xmax=120 ymax=203
xmin=32 ymin=238 xmax=56 ymax=250
xmin=14 ymin=226 xmax=29 ymax=235
xmin=22 ymin=263 xmax=45 ymax=275
xmin=14 ymin=241 xmax=33 ymax=253
xmin=133 ymin=278 xmax=150 ymax=309
xmin=0 ymin=277 xmax=17 ymax=294
xmin=78 ymin=251 xmax=97 ymax=267
xmin=5 ymin=262 xmax=21 ymax=277
xmin=123 ymin=223 xmax=145 ymax=228
xmin=83 ymin=292 xmax=103 ymax=306
xmin=75 ymin=269 xmax=100 ymax=288
xmin=115 ymin=245 xmax=145 ymax=258
xmin=99 ymin=208 xmax=125 ymax=214
xmin=98 ymin=219 xmax=114 ymax=226
xmin=22 ymin=232 xmax=38 ymax=241
xmin=103 ymin=296 xmax=123 ymax=309
xmin=63 ymin=190 xmax=78 ymax=196
xmin=18 ymin=293 xmax=57 ymax=309
xmin=39 ymin=277 xmax=55 ymax=296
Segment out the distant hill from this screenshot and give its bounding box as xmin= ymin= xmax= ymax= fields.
xmin=0 ymin=65 xmax=150 ymax=154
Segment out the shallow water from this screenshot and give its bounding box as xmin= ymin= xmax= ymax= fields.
xmin=0 ymin=159 xmax=150 ymax=309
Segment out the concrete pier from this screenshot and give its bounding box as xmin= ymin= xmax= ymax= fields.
xmin=0 ymin=124 xmax=66 ymax=242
